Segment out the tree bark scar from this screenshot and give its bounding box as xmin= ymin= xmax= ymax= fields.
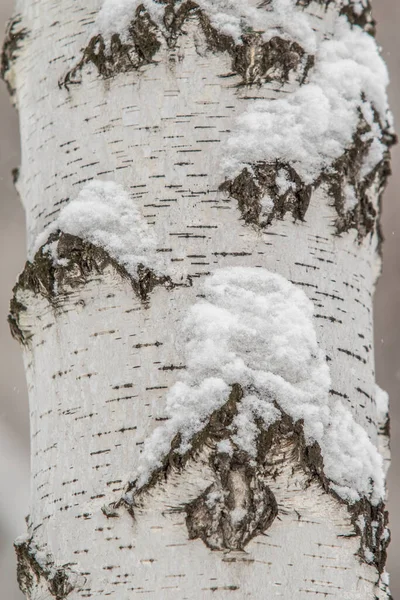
xmin=185 ymin=455 xmax=278 ymax=551
xmin=15 ymin=536 xmax=76 ymax=599
xmin=8 ymin=232 xmax=180 ymax=345
xmin=1 ymin=14 xmax=29 ymax=97
xmin=220 ymin=116 xmax=395 ymax=245
xmin=60 ymin=7 xmax=161 ymax=88
xmin=60 ymin=2 xmax=311 ymax=89
xmin=219 ymin=163 xmax=313 ymax=229
xmin=124 ymin=384 xmax=388 ymax=563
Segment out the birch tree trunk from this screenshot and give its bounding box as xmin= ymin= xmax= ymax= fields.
xmin=2 ymin=0 xmax=395 ymax=598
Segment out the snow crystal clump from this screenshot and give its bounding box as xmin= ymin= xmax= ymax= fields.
xmin=33 ymin=181 xmax=163 ymax=278
xmin=223 ymin=17 xmax=390 ymax=184
xmin=134 ymin=267 xmax=385 ymax=504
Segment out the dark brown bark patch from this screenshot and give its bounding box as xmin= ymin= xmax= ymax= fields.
xmin=124 ymin=383 xmax=387 ymax=563
xmin=186 ymin=458 xmax=278 ymax=551
xmin=15 ymin=536 xmax=75 ymax=599
xmin=220 ymin=114 xmax=395 ymax=245
xmin=219 ymin=162 xmax=312 ymax=229
xmin=339 ymin=1 xmax=376 ymax=36
xmin=326 ymin=116 xmax=394 ymax=249
xmin=9 ymin=232 xmax=180 ymax=345
xmin=1 ymin=14 xmax=29 ymax=97
xmin=61 ymin=1 xmax=311 ymax=89
xmin=60 ymin=7 xmax=161 ymax=88
xmin=351 ymin=499 xmax=390 ymax=574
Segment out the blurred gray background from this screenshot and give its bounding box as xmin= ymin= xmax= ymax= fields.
xmin=0 ymin=1 xmax=399 ymax=598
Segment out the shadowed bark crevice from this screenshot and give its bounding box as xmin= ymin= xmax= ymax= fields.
xmin=60 ymin=1 xmax=311 ymax=89
xmin=15 ymin=536 xmax=76 ymax=599
xmin=220 ymin=115 xmax=395 ymax=246
xmin=9 ymin=232 xmax=185 ymax=345
xmin=1 ymin=14 xmax=29 ymax=97
xmin=122 ymin=384 xmax=387 ymax=564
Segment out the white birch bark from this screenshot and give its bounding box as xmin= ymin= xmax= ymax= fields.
xmin=2 ymin=0 xmax=394 ymax=598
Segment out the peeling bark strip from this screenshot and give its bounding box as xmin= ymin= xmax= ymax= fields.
xmin=0 ymin=14 xmax=28 ymax=97
xmin=60 ymin=1 xmax=311 ymax=88
xmin=15 ymin=536 xmax=77 ymax=599
xmin=9 ymin=232 xmax=174 ymax=344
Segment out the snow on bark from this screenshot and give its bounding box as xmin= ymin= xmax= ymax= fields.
xmin=33 ymin=180 xmax=181 ymax=280
xmin=68 ymin=0 xmax=395 ymax=244
xmin=222 ymin=20 xmax=390 ymax=184
xmin=97 ymin=0 xmax=318 ymax=51
xmin=94 ymin=0 xmax=392 ymax=185
xmin=5 ymin=0 xmax=394 ymax=597
xmin=132 ymin=267 xmax=384 ymax=504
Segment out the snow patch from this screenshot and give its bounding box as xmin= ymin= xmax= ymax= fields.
xmin=223 ymin=17 xmax=390 ymax=185
xmin=32 ymin=181 xmax=169 ymax=280
xmin=134 ymin=267 xmax=385 ymax=505
xmin=95 ymin=0 xmax=391 ymax=204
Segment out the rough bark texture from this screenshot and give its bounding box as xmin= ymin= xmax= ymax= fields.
xmin=4 ymin=0 xmax=393 ymax=598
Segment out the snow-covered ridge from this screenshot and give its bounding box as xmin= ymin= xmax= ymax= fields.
xmin=32 ymin=181 xmax=171 ymax=280
xmin=133 ymin=267 xmax=385 ymax=505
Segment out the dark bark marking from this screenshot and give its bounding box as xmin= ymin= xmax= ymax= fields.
xmin=9 ymin=232 xmax=184 ymax=345
xmin=61 ymin=7 xmax=161 ymax=88
xmin=219 ymin=162 xmax=312 ymax=229
xmin=1 ymin=14 xmax=29 ymax=96
xmin=351 ymin=498 xmax=389 ymax=574
xmin=60 ymin=1 xmax=311 ymax=89
xmin=185 ymin=456 xmax=278 ymax=552
xmin=15 ymin=536 xmax=76 ymax=599
xmin=122 ymin=383 xmax=387 ymax=564
xmin=327 ymin=114 xmax=395 ymax=250
xmin=220 ymin=114 xmax=395 ymax=244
